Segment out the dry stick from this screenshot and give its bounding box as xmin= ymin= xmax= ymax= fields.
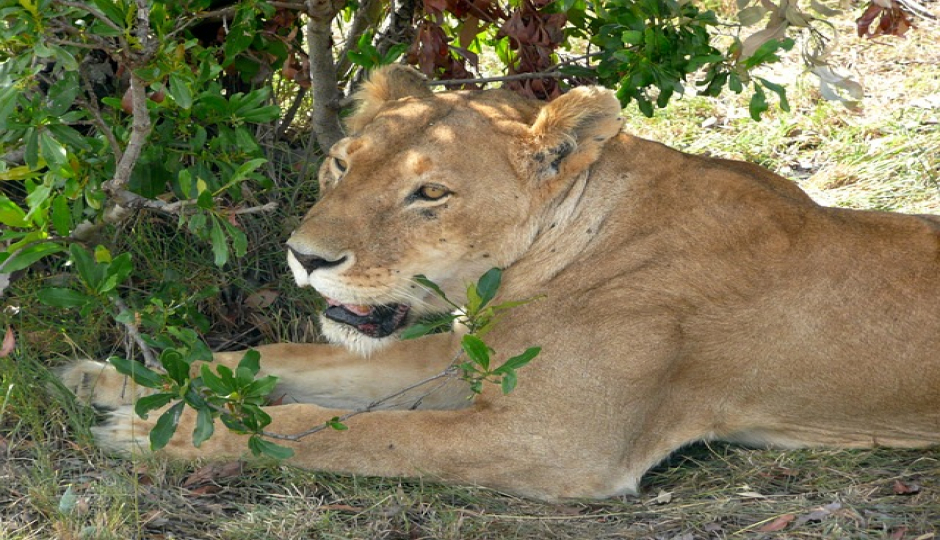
xmin=112 ymin=296 xmax=159 ymax=369
xmin=263 ymin=352 xmax=465 ymax=442
xmin=79 ymin=72 xmax=123 ymax=161
xmin=428 ymin=71 xmax=569 ymax=87
xmin=275 ymin=86 xmax=308 ymax=140
xmin=55 ymin=1 xmax=125 ymax=35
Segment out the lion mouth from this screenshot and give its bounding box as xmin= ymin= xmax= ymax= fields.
xmin=322 ymin=297 xmax=411 ymax=338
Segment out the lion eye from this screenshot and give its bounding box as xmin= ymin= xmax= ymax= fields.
xmin=416 ymin=184 xmax=449 ymax=201
xmin=332 ymin=157 xmax=348 ymax=173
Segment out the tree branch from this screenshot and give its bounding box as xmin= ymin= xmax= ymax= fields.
xmin=428 ymin=71 xmax=569 ymax=87
xmin=306 ymin=0 xmax=346 ymax=152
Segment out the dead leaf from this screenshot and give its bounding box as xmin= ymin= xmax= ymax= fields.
xmin=893 ymin=479 xmax=922 ymax=495
xmin=245 ymin=289 xmax=279 ymax=310
xmin=183 ymin=461 xmax=244 ymax=488
xmin=1 ymin=326 xmax=14 ymax=357
xmin=188 ymin=484 xmax=222 ymax=496
xmin=890 ymin=527 xmax=908 ymax=540
xmin=759 ymin=513 xmax=796 ymax=532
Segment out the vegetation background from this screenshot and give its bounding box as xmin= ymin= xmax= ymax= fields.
xmin=1 ymin=0 xmax=939 ymax=537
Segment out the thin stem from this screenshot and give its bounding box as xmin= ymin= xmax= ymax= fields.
xmin=264 ymin=351 xmax=465 ymax=441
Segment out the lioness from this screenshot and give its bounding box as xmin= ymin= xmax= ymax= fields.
xmin=61 ymin=65 xmax=940 ymax=501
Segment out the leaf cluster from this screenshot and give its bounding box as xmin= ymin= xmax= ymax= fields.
xmin=112 ymin=348 xmax=293 ymax=459
xmin=405 ymin=268 xmax=542 ymax=396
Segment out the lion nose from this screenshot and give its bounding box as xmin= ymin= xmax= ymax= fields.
xmin=287 ymin=246 xmax=347 ymax=273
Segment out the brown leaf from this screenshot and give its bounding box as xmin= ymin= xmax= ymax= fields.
xmin=458 ymin=16 xmax=480 ymax=49
xmin=1 ymin=326 xmax=15 ymax=357
xmin=245 ymin=289 xmax=279 ymax=310
xmin=188 ymin=484 xmax=222 ymax=495
xmin=890 ymin=527 xmax=908 ymax=540
xmin=183 ymin=461 xmax=244 ymax=488
xmin=893 ymin=479 xmax=922 ymax=495
xmin=759 ymin=513 xmax=796 ymax=532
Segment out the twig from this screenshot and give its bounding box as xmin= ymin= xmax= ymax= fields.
xmin=231 ymin=202 xmax=279 ymax=215
xmin=275 ymin=86 xmax=308 ymax=140
xmin=428 ymin=71 xmax=568 ymax=86
xmin=55 ymin=1 xmax=125 ymax=36
xmin=112 ymin=296 xmax=158 ymax=369
xmin=79 ymin=71 xmax=123 ymax=161
xmin=264 ymin=350 xmax=465 ymax=441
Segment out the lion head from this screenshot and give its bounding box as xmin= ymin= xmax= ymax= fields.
xmin=286 ymin=66 xmax=624 ymax=354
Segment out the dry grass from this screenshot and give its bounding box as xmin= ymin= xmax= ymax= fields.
xmin=2 ymin=6 xmax=940 ymax=539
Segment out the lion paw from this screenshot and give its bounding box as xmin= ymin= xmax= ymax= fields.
xmin=90 ymin=404 xmax=154 ymax=456
xmin=58 ymin=359 xmax=154 ymax=410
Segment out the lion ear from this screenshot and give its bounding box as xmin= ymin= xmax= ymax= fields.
xmin=527 ymin=87 xmax=623 ymax=182
xmin=345 ymin=65 xmax=433 ymax=134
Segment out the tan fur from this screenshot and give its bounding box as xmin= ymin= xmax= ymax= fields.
xmin=61 ymin=66 xmax=940 ymax=501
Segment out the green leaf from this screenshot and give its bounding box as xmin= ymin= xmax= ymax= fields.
xmin=757 ymin=77 xmax=790 ymax=113
xmin=134 ymin=392 xmax=175 ymax=419
xmin=200 ymin=364 xmax=231 ymax=395
xmin=0 ymin=198 xmax=29 ymax=227
xmin=237 ymin=349 xmax=261 ymax=377
xmin=50 ymin=195 xmax=72 ymax=236
xmin=244 ymin=375 xmax=278 ymax=398
xmin=168 ymin=73 xmax=193 ymax=109
xmin=110 ymin=356 xmax=165 ymax=388
xmin=150 ymin=401 xmax=184 ymax=451
xmin=102 ymin=252 xmax=133 ymax=292
xmin=247 ymin=435 xmax=294 ymax=459
xmin=748 ymin=84 xmax=768 ymax=121
xmin=38 ymin=131 xmax=67 ymax=170
xmin=192 ymin=406 xmax=215 ymax=448
xmin=210 ymin=218 xmax=228 ymax=267
xmin=91 ymin=0 xmax=126 ymax=27
xmin=621 ymin=30 xmax=643 ymax=45
xmin=399 ymin=318 xmax=454 ymax=340
xmin=413 ymin=275 xmax=446 ymax=298
xmin=36 ymin=287 xmax=92 ymax=308
xmin=239 ymin=105 xmax=280 ymax=123
xmin=500 ymin=370 xmax=518 ymax=394
xmin=327 ymin=417 xmax=348 ymax=431
xmin=24 ymin=129 xmax=39 ymax=170
xmin=160 ymin=349 xmax=190 ymax=386
xmin=461 ymin=334 xmax=491 ymax=371
xmin=70 ymin=244 xmax=103 ymax=291
xmin=46 ymin=72 xmax=82 ymax=116
xmin=0 ymin=242 xmax=64 ymax=272
xmin=475 ymin=268 xmax=502 ymax=309
xmin=494 ymin=346 xmax=541 ymax=374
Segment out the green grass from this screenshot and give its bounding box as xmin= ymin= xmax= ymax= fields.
xmin=3 ymin=12 xmax=940 ymax=540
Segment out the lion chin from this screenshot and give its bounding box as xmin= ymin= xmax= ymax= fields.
xmin=318 ymin=312 xmax=405 ymax=357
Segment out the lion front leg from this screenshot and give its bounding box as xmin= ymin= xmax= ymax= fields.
xmin=93 ymin=396 xmax=624 ymax=501
xmin=212 ymin=333 xmax=471 ymax=410
xmin=60 ymin=332 xmax=469 ymax=413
